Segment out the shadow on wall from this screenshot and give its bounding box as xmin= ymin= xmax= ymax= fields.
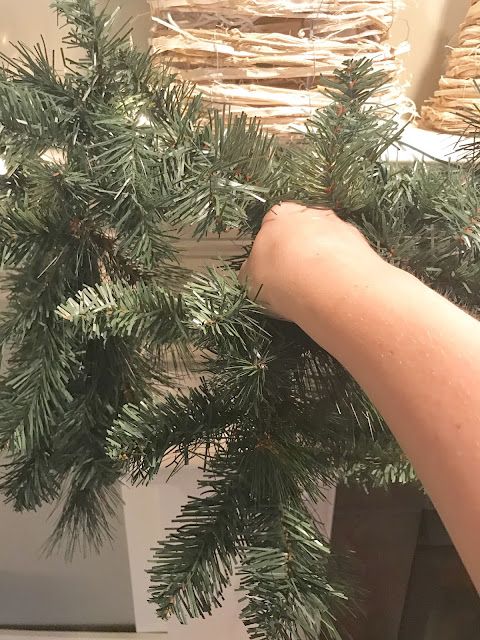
xmin=0 ymin=571 xmax=131 ymax=630
xmin=391 ymin=0 xmax=470 ymax=109
xmin=0 ymin=487 xmax=135 ymax=628
xmin=99 ymin=0 xmax=151 ymax=51
xmin=414 ymin=0 xmax=471 ymax=108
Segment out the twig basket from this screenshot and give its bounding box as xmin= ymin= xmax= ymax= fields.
xmin=421 ymin=0 xmax=480 ymax=134
xmin=149 ymin=0 xmax=413 ymax=137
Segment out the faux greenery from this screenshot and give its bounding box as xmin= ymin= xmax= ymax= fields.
xmin=1 ymin=2 xmax=479 ymax=638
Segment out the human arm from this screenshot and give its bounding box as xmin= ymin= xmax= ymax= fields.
xmin=241 ymin=202 xmax=480 ymax=591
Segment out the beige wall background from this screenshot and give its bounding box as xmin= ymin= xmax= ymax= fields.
xmin=0 ymin=0 xmax=474 ymax=629
xmin=393 ymin=0 xmax=471 ymax=107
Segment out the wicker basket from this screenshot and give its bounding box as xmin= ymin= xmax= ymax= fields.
xmin=149 ymin=0 xmax=413 ymax=137
xmin=421 ymin=0 xmax=480 ymax=134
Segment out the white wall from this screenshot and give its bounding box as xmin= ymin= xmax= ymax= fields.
xmin=0 ymin=495 xmax=135 ymax=628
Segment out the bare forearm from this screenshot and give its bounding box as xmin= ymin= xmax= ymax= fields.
xmin=242 ymin=203 xmax=480 ymax=588
xmin=294 ymin=261 xmax=480 ymax=590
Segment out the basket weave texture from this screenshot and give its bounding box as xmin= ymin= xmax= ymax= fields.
xmin=421 ymin=0 xmax=480 ymax=134
xmin=149 ymin=0 xmax=413 ymax=136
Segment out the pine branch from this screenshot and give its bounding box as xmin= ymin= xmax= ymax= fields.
xmin=290 ymin=59 xmax=402 ymax=215
xmin=43 ymin=390 xmax=126 ymax=558
xmin=166 ymin=111 xmax=281 ymax=237
xmin=149 ymin=465 xmax=242 ymax=622
xmin=53 ymin=0 xmax=130 ymax=79
xmin=45 ymin=460 xmax=121 ymax=560
xmin=0 ymin=161 xmax=90 ymax=268
xmin=150 ymin=79 xmax=202 ymax=147
xmin=108 ymin=382 xmax=242 ymax=484
xmin=185 ymin=269 xmax=266 ymax=349
xmin=0 ymin=0 xmax=195 ymax=559
xmin=0 ymin=325 xmax=76 ymax=451
xmin=239 ymin=505 xmax=348 ymax=640
xmin=0 ymin=80 xmax=71 ymax=155
xmin=338 ymin=437 xmax=417 ymax=489
xmin=56 ymin=269 xmax=265 ymax=350
xmin=360 ymin=163 xmax=480 ymax=306
xmin=0 ymin=450 xmax=60 ymax=511
xmin=0 ymin=38 xmax=67 ymax=99
xmin=56 ymin=280 xmax=186 ymax=345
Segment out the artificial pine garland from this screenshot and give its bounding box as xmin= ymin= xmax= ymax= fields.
xmin=1 ymin=2 xmax=479 ymax=638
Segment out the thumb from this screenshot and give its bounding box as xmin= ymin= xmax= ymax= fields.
xmin=238 ymin=258 xmax=249 ymax=288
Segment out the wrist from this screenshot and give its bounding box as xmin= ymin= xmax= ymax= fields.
xmin=291 ymin=252 xmax=395 ymax=353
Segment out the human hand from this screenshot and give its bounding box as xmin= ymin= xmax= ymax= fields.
xmin=240 ymin=201 xmax=385 ymax=326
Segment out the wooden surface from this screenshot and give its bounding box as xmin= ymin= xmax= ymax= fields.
xmin=331 ymin=486 xmax=424 ymax=640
